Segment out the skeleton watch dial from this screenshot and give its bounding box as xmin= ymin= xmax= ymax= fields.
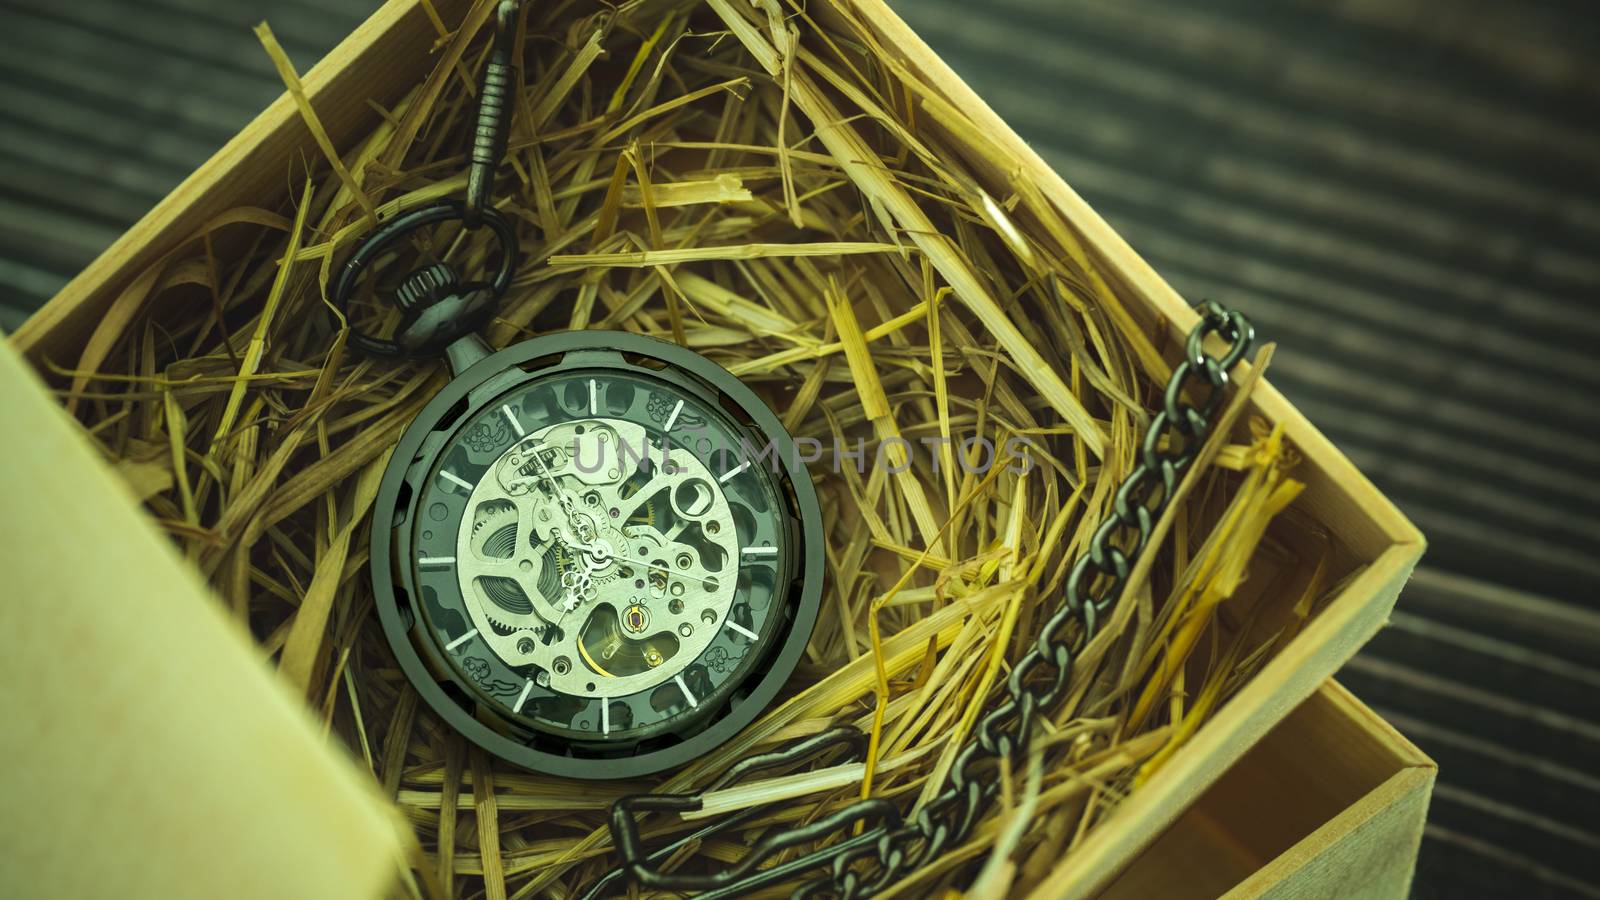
xmin=373 ymin=331 xmax=823 ymax=778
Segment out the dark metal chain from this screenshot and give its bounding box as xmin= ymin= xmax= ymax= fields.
xmin=594 ymin=301 xmax=1255 ymax=899
xmin=464 ymin=0 xmax=519 ymax=230
xmin=333 ymin=0 xmax=521 ymax=358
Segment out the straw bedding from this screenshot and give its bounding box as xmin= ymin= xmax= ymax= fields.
xmin=44 ymin=1 xmax=1343 ymax=896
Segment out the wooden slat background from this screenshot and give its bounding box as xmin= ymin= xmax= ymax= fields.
xmin=2 ymin=0 xmax=1596 ymax=896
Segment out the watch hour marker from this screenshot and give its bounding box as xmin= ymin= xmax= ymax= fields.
xmin=674 ymin=673 xmax=699 ymax=708
xmin=601 ymin=699 xmax=611 ymax=735
xmin=513 ymin=679 xmax=534 ymax=714
xmin=663 ymin=398 xmax=684 ymax=432
xmin=418 ymin=556 xmax=456 ymax=568
xmin=439 ymin=470 xmax=472 ymax=492
xmin=588 ymin=379 xmax=598 ymax=415
xmin=445 ymin=628 xmax=478 ymax=651
xmin=742 ymin=546 xmax=778 ymax=559
xmin=501 ymin=404 xmax=525 ymax=437
xmin=726 ymin=620 xmax=758 ymax=641
xmin=719 ymin=459 xmax=751 ymax=483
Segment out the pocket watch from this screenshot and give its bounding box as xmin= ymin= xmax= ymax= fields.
xmin=364 ymin=318 xmax=823 ymax=779
xmin=334 ymin=3 xmax=822 ymax=779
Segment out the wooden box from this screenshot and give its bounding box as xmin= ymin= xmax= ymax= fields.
xmin=1101 ymin=682 xmax=1435 ymax=900
xmin=7 ymin=0 xmax=1428 ymax=896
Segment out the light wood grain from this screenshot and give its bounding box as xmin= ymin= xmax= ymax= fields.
xmin=0 ymin=338 xmax=401 ymax=899
xmin=1100 ymin=682 xmax=1434 ymax=900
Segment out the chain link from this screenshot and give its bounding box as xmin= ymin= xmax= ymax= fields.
xmin=596 ymin=301 xmax=1255 ymax=899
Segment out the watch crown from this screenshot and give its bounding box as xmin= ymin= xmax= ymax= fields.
xmin=395 ymin=263 xmax=460 ymax=313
